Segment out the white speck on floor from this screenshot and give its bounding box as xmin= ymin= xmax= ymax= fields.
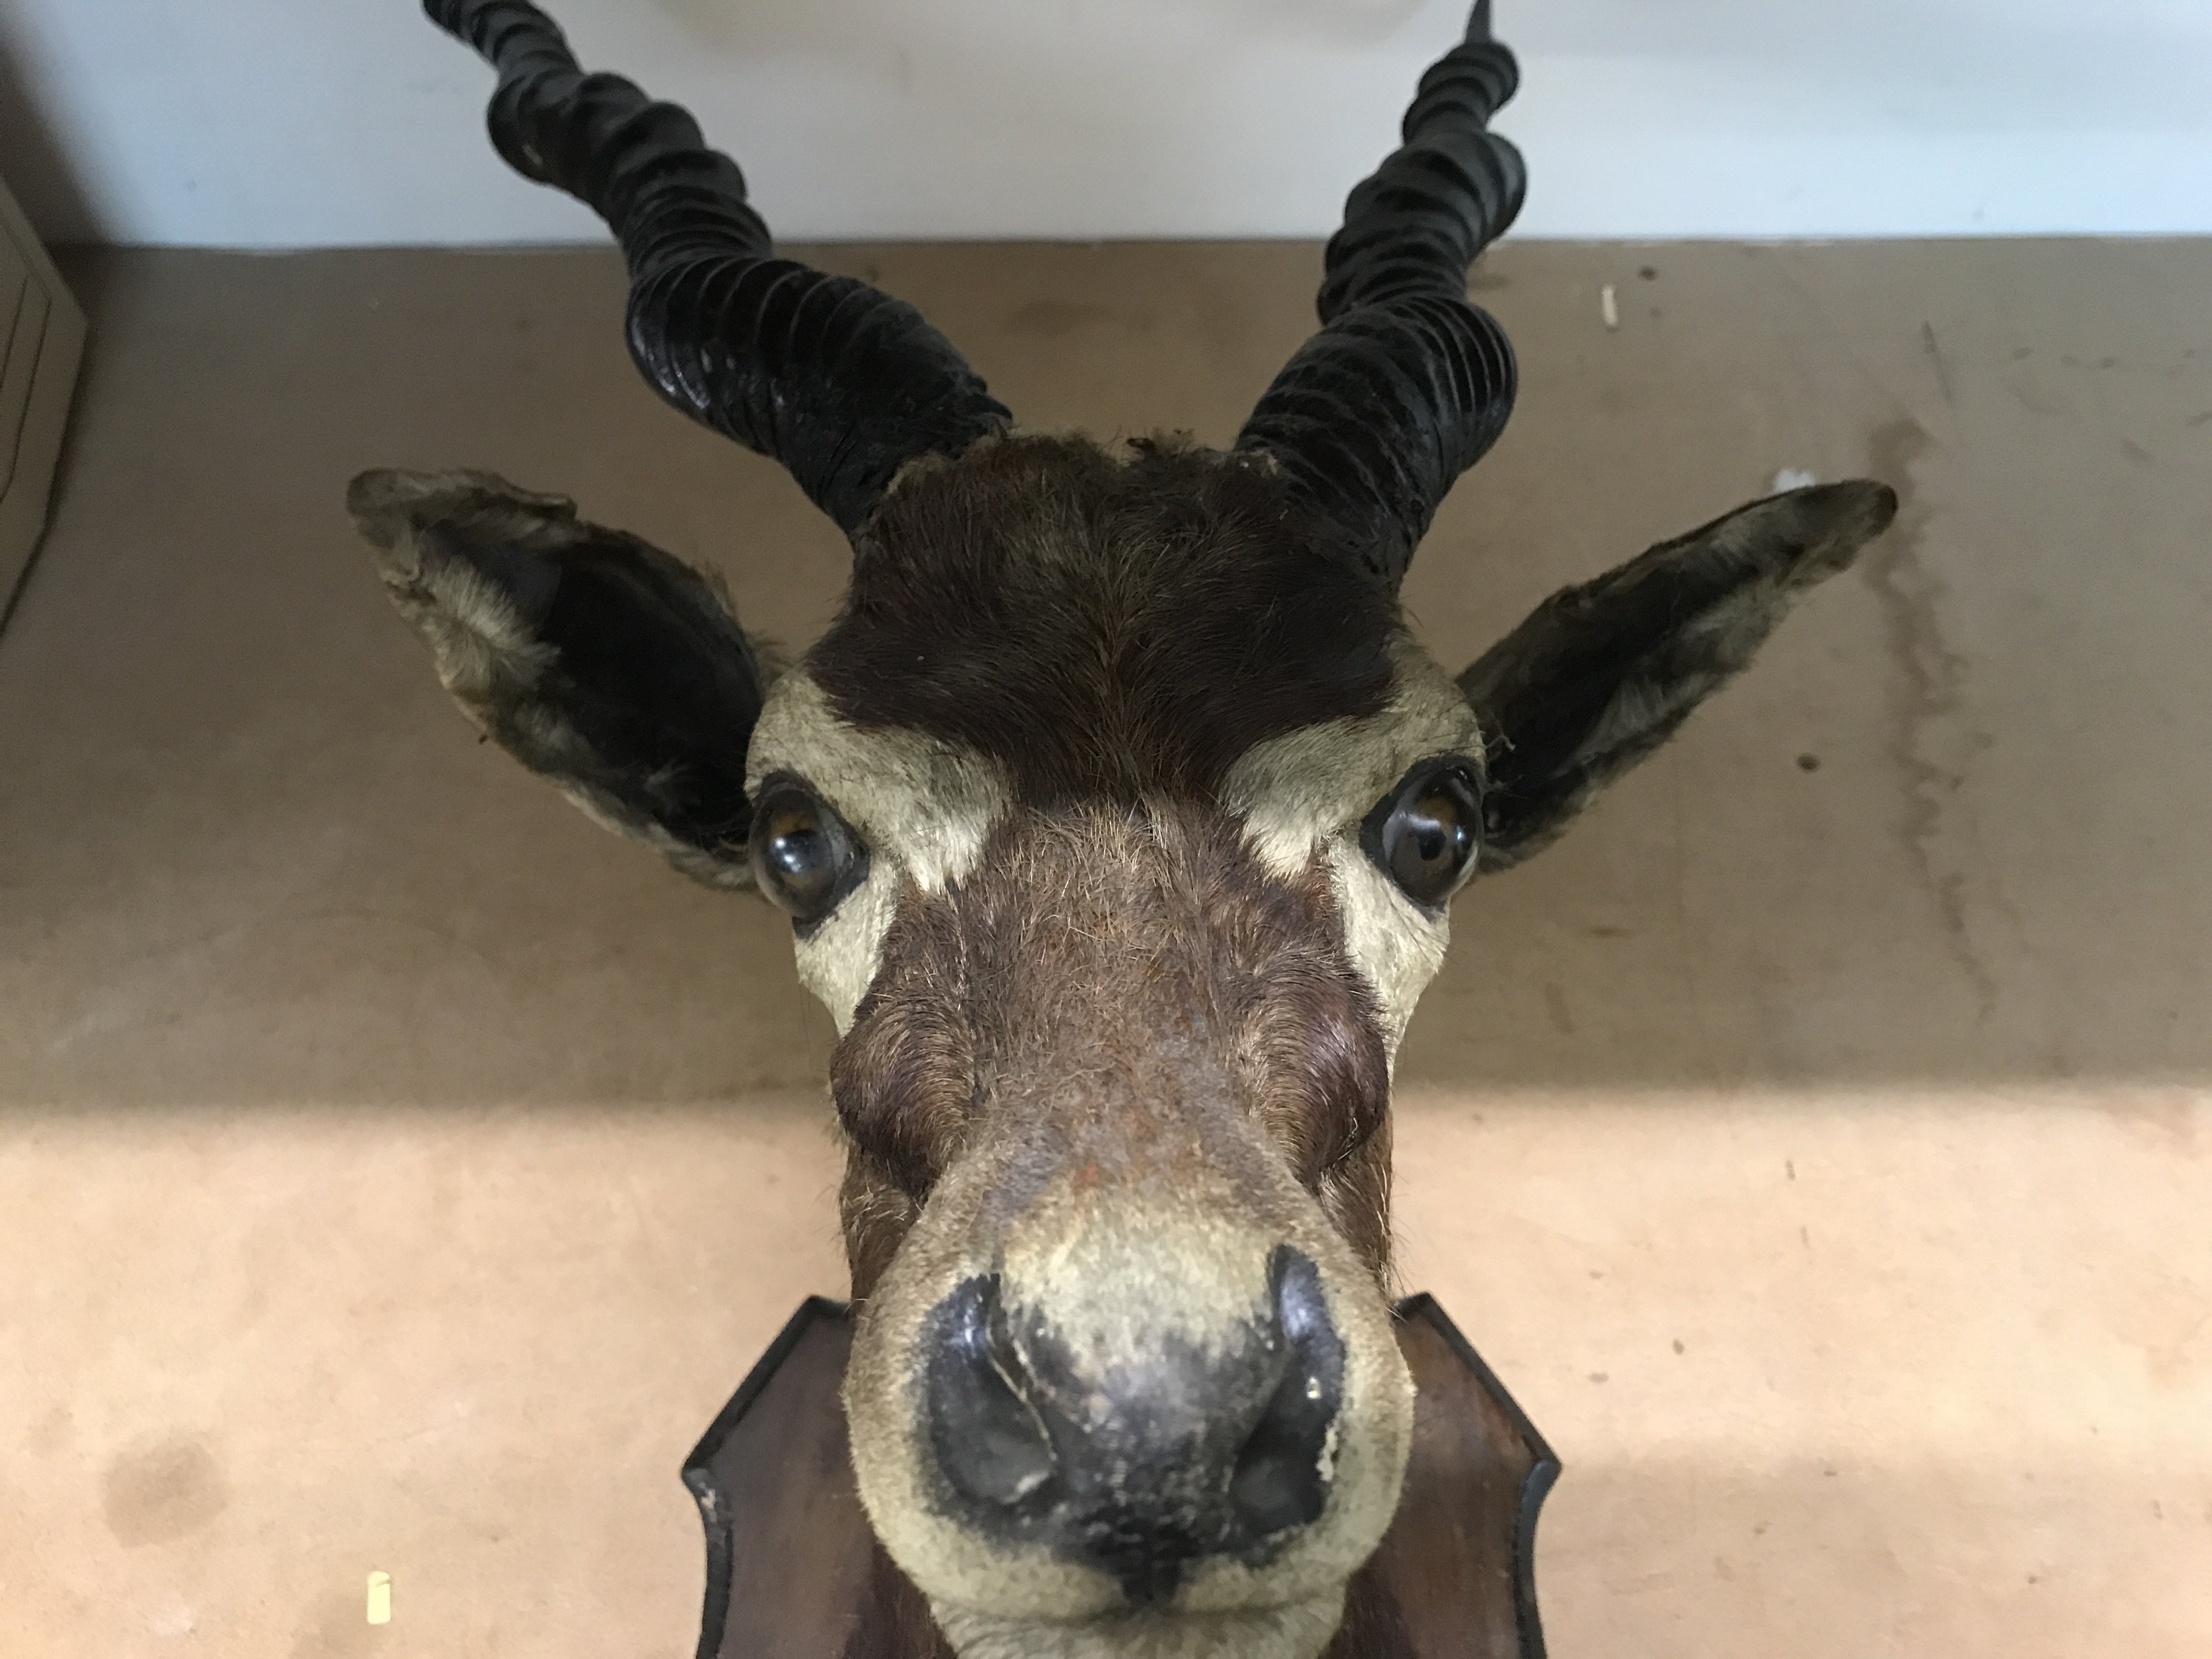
xmin=148 ymin=1605 xmax=197 ymax=1638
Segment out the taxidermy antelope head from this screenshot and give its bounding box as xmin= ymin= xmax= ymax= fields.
xmin=351 ymin=3 xmax=1896 ymax=1655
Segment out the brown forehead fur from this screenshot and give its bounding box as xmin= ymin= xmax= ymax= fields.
xmin=832 ymin=803 xmax=1395 ymax=1300
xmin=809 ymin=434 xmax=1399 ymax=803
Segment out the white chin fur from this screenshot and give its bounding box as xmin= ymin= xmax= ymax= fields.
xmin=936 ymin=1590 xmax=1348 ymax=1659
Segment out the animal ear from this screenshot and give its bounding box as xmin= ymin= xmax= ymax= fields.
xmin=1458 ymin=481 xmax=1897 ymax=870
xmin=347 ymin=467 xmax=768 ymax=890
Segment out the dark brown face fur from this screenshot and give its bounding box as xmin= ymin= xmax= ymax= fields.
xmin=800 ymin=437 xmax=1416 ymax=1306
xmin=832 ymin=801 xmax=1396 ymax=1302
xmin=815 ymin=436 xmax=1400 ymax=804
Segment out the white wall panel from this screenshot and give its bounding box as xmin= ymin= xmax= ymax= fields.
xmin=3 ymin=1 xmax=2208 ymax=246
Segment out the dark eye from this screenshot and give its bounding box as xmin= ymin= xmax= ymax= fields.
xmin=748 ymin=777 xmax=867 ymax=928
xmin=1361 ymin=759 xmax=1481 ymax=909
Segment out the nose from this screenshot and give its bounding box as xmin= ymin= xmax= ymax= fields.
xmin=922 ymin=1246 xmax=1347 ymax=1606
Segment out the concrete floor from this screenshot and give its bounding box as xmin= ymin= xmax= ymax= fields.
xmin=1 ymin=239 xmax=2207 ymax=1658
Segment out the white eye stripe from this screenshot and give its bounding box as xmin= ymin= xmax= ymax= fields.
xmin=1217 ymin=637 xmax=1485 ymax=881
xmin=1324 ymin=838 xmax=1450 ymax=1062
xmin=1218 ymin=637 xmax=1481 ymax=1056
xmin=751 ymin=648 xmax=1476 ymax=1047
xmin=747 ymin=671 xmax=1014 ymax=893
xmin=793 ymin=867 xmax=902 ymax=1035
xmin=747 ymin=670 xmax=1015 ymax=1032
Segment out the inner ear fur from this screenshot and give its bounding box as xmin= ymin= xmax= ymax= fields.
xmin=347 ymin=466 xmax=768 ymax=890
xmin=1459 ymin=479 xmax=1898 ymax=870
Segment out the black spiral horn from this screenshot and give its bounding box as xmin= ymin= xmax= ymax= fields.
xmin=1237 ymin=1 xmax=1526 ymax=589
xmin=426 ymin=0 xmax=1011 ymax=536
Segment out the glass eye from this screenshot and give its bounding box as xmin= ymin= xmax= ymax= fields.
xmin=1361 ymin=759 xmax=1481 ymax=909
xmin=749 ymin=777 xmax=867 ymax=928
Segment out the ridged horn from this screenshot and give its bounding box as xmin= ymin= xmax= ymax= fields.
xmin=1236 ymin=1 xmax=1526 ymax=588
xmin=426 ymin=0 xmax=1011 ymax=536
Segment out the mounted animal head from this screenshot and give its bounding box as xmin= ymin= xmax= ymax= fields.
xmin=352 ymin=4 xmax=1896 ymax=1656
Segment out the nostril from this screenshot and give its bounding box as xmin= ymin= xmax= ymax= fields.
xmin=924 ymin=1275 xmax=1058 ymax=1510
xmin=917 ymin=1250 xmax=1346 ymax=1605
xmin=1227 ymin=1247 xmax=1347 ymax=1542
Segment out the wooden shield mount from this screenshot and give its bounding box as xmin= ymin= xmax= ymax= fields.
xmin=684 ymin=1295 xmax=1559 ymax=1659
